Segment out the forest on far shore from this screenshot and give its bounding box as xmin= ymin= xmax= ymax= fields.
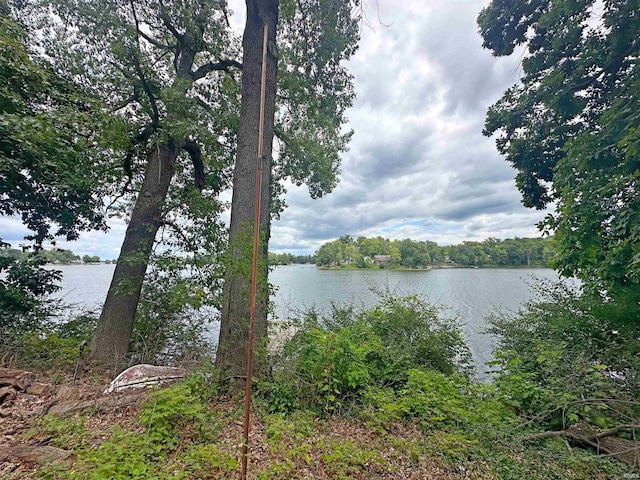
xmin=309 ymin=235 xmax=556 ymax=269
xmin=1 ymin=247 xmax=105 ymax=264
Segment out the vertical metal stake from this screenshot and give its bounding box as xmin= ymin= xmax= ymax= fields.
xmin=241 ymin=21 xmax=269 ymax=480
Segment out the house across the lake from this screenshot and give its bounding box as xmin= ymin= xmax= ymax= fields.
xmin=374 ymin=255 xmax=391 ymax=265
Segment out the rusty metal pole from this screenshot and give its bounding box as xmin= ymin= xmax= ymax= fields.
xmin=241 ymin=22 xmax=269 ymax=480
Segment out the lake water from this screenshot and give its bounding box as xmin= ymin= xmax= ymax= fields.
xmin=50 ymin=264 xmax=565 ymax=377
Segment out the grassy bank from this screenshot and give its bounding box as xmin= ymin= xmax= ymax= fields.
xmin=24 ymin=376 xmax=626 ymax=480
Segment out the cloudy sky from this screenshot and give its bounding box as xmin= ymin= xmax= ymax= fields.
xmin=3 ymin=0 xmax=550 ymax=259
xmin=268 ymin=0 xmax=549 ymax=255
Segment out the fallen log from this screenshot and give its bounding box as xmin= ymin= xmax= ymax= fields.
xmin=37 ymin=392 xmax=148 ymax=416
xmin=521 ymin=424 xmax=640 ymax=466
xmin=0 ymin=367 xmax=36 ymax=390
xmin=0 ymin=445 xmax=72 ymax=465
xmin=0 ymin=386 xmax=17 ymax=405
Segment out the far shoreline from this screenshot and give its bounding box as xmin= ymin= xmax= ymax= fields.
xmin=296 ymin=264 xmax=552 ymax=271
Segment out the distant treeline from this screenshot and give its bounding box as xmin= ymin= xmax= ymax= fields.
xmin=268 ymin=252 xmax=316 ymax=266
xmin=315 ymin=235 xmax=556 ymax=269
xmin=0 ymin=248 xmax=106 ymax=264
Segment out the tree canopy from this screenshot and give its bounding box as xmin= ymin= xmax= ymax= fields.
xmin=479 ymin=0 xmax=640 ymax=303
xmin=2 ymin=0 xmax=361 ymax=365
xmin=0 ymin=9 xmax=108 ymax=328
xmin=0 ymin=12 xmax=107 ymax=247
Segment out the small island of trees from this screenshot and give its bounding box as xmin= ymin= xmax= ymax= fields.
xmin=314 ymin=235 xmax=555 ymax=269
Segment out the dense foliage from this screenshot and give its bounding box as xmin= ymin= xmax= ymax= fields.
xmin=488 ymin=281 xmax=640 ymax=431
xmin=273 ymin=0 xmax=359 ymax=201
xmin=479 ymin=0 xmax=640 ymax=304
xmin=0 ymin=10 xmax=107 ymax=329
xmin=262 ymin=295 xmax=472 ymax=414
xmin=315 ymin=235 xmax=555 ymax=268
xmin=0 ymin=13 xmax=107 ymax=248
xmin=32 ymin=298 xmax=626 ymax=480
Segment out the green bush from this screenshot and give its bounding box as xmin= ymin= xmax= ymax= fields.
xmin=262 ymin=295 xmax=472 ymax=414
xmin=487 ymin=281 xmax=640 ymax=429
xmin=11 ymin=332 xmax=83 ymax=371
xmin=364 ymin=369 xmax=515 ymax=432
xmin=1 ymin=314 xmax=95 ymax=371
xmin=362 ymin=296 xmax=473 ymax=382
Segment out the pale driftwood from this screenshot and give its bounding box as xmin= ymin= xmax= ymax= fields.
xmin=39 ymin=392 xmax=148 ymax=416
xmin=0 ymin=367 xmax=36 ymax=390
xmin=521 ymin=424 xmax=640 ymax=466
xmin=104 ymin=364 xmax=187 ymax=394
xmin=0 ymin=445 xmax=72 ymax=465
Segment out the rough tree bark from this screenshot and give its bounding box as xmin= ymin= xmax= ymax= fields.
xmin=215 ymin=0 xmax=279 ymax=385
xmin=90 ymin=142 xmax=177 ymax=367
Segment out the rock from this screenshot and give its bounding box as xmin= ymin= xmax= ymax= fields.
xmin=25 ymin=382 xmax=52 ymax=397
xmin=56 ymin=385 xmax=82 ymax=402
xmin=0 ymin=445 xmax=72 ymax=465
xmin=104 ymin=364 xmax=187 ymax=394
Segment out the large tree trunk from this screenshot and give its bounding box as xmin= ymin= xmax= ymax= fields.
xmin=216 ymin=0 xmax=279 ymax=385
xmin=90 ymin=142 xmax=177 ymax=368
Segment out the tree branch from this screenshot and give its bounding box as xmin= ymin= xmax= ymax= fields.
xmin=158 ymin=1 xmax=183 ymax=44
xmin=182 ymin=139 xmax=205 ymax=190
xmin=130 ymin=54 xmax=160 ymax=126
xmin=273 ymin=126 xmax=290 ymax=146
xmin=138 ymin=29 xmax=177 ymax=51
xmin=521 ymin=424 xmax=640 ymax=442
xmin=129 ymin=1 xmax=176 ymax=50
xmin=191 ymin=59 xmax=242 ymax=80
xmin=111 ymin=86 xmax=140 ymax=112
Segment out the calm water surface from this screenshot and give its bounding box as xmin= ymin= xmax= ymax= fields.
xmin=51 ymin=264 xmax=566 ymax=376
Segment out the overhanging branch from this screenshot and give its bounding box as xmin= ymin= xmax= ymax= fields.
xmin=192 ymin=59 xmax=242 ymax=80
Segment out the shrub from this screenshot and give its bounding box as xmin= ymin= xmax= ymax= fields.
xmin=364 ymin=369 xmax=515 ymax=433
xmin=67 ymin=375 xmax=220 ymax=479
xmin=1 ymin=314 xmax=95 ymax=371
xmin=362 ymin=296 xmax=473 ymax=383
xmin=487 ymin=281 xmax=640 ymax=429
xmin=262 ymin=295 xmax=472 ymax=414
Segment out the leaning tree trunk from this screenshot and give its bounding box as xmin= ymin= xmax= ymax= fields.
xmin=216 ymin=0 xmax=279 ymax=386
xmin=90 ymin=142 xmax=177 ymax=368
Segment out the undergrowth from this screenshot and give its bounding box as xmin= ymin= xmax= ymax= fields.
xmin=26 ymin=293 xmax=637 ymax=479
